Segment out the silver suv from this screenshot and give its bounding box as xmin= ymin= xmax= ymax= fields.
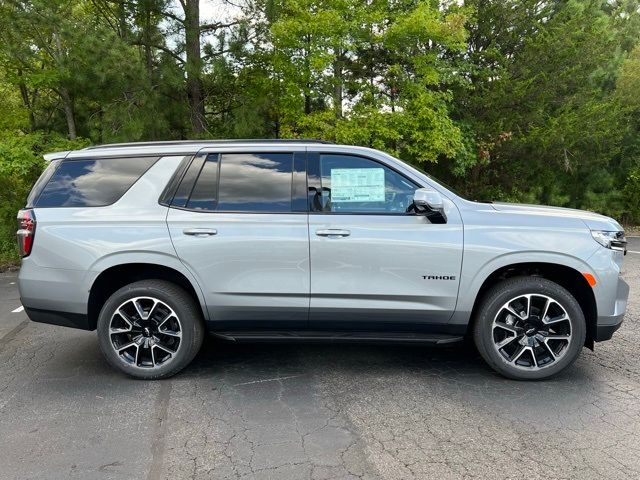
xmin=17 ymin=140 xmax=629 ymax=380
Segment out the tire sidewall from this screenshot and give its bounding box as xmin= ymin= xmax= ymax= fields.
xmin=474 ymin=277 xmax=586 ymax=380
xmin=97 ymin=281 xmax=202 ymax=379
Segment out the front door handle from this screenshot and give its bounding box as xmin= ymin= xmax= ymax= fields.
xmin=316 ymin=229 xmax=351 ymax=238
xmin=183 ymin=228 xmax=217 ymax=237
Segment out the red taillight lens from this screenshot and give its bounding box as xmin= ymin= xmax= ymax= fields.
xmin=17 ymin=209 xmax=36 ymax=257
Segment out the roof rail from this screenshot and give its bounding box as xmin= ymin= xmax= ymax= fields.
xmin=84 ymin=139 xmax=334 ymax=150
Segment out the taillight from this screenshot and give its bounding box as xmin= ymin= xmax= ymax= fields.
xmin=17 ymin=209 xmax=36 ymax=257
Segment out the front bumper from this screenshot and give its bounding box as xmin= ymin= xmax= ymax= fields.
xmin=595 ymin=276 xmax=629 ymax=342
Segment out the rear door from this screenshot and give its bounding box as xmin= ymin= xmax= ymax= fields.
xmin=307 ymin=150 xmax=464 ymax=330
xmin=166 ymin=147 xmax=309 ymax=329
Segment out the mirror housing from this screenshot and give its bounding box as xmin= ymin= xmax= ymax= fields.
xmin=412 ymin=188 xmax=446 ymax=223
xmin=413 ymin=188 xmax=444 ymax=211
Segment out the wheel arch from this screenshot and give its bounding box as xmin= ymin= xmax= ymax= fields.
xmin=467 ymin=262 xmax=597 ymax=349
xmin=87 ymin=262 xmax=208 ymax=331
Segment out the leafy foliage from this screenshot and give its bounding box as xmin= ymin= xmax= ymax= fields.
xmin=0 ymin=0 xmax=639 ymax=263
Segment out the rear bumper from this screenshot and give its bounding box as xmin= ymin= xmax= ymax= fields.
xmin=23 ymin=306 xmax=92 ymax=330
xmin=18 ymin=260 xmax=89 ymax=328
xmin=595 ymin=276 xmax=629 ymax=342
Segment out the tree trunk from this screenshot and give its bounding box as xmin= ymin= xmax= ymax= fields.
xmin=183 ymin=0 xmax=206 ymax=134
xmin=304 ymin=34 xmax=311 ymax=115
xmin=333 ymin=47 xmax=343 ymax=119
xmin=17 ymin=69 xmax=36 ymax=131
xmin=59 ymin=86 xmax=77 ymax=140
xmin=52 ymin=32 xmax=77 ymax=139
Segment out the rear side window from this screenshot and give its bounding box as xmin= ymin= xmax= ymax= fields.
xmin=26 ymin=160 xmax=60 ymax=207
xmin=35 ymin=157 xmax=158 ymax=207
xmin=183 ymin=152 xmax=294 ymax=212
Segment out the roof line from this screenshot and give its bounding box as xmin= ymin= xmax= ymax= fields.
xmin=84 ymin=139 xmax=334 ymax=150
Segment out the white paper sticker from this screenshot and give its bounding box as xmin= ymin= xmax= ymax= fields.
xmin=331 ymin=168 xmax=385 ymax=202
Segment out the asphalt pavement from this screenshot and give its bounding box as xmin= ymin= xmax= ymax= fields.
xmin=1 ymin=237 xmax=639 ymax=479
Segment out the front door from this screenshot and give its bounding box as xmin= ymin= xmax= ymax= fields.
xmin=167 ymin=150 xmax=309 ymax=329
xmin=307 ymin=152 xmax=463 ymax=330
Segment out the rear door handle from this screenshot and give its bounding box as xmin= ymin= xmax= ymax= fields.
xmin=316 ymin=229 xmax=351 ymax=238
xmin=183 ymin=228 xmax=217 ymax=237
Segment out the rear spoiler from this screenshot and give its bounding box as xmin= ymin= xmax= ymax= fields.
xmin=43 ymin=151 xmax=71 ymax=162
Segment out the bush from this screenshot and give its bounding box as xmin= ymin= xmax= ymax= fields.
xmin=623 ymin=166 xmax=640 ymax=226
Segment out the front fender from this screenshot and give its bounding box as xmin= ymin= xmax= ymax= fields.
xmin=450 ymin=250 xmax=596 ymax=326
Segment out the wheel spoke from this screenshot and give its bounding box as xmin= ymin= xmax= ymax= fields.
xmin=496 ymin=335 xmax=518 ymax=349
xmin=543 ymin=314 xmax=569 ymax=325
xmin=158 ymin=313 xmax=178 ymax=329
xmin=542 ymin=340 xmax=557 ymax=360
xmin=158 ymin=328 xmax=181 ymax=338
xmin=117 ymin=341 xmax=138 ymax=353
xmin=524 ymin=294 xmax=531 ymax=318
xmin=147 ymin=299 xmax=162 ymax=321
xmin=502 ymin=304 xmax=523 ymax=319
xmin=508 ymin=345 xmax=523 ymax=362
xmin=154 ymin=343 xmax=176 ymax=356
xmin=529 ymin=346 xmax=538 ymax=368
xmin=110 ymin=327 xmax=131 ymax=335
xmin=494 ymin=322 xmax=519 ymax=335
xmin=156 ymin=309 xmax=174 ymax=326
xmin=544 ymin=334 xmax=570 ymax=341
xmin=541 ymin=297 xmax=552 ymax=322
xmin=133 ymin=299 xmax=149 ymax=320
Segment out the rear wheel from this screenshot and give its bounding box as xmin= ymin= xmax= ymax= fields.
xmin=473 ymin=277 xmax=586 ymax=380
xmin=97 ymin=280 xmax=204 ymax=379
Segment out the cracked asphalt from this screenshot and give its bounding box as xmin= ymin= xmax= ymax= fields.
xmin=1 ymin=238 xmax=639 ymax=480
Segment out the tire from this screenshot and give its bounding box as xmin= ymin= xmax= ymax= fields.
xmin=97 ymin=280 xmax=205 ymax=379
xmin=473 ymin=276 xmax=586 ymax=380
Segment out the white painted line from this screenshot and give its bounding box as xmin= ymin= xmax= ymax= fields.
xmin=627 ymin=251 xmax=640 ymax=255
xmin=11 ymin=306 xmax=24 ymax=313
xmin=9 ymin=282 xmax=15 ymax=285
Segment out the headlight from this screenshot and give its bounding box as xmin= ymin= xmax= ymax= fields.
xmin=591 ymin=230 xmax=627 ymax=252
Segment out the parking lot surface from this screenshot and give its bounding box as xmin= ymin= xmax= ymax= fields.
xmin=1 ymin=238 xmax=639 ymax=480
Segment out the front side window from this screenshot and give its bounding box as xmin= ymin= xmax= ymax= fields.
xmin=35 ymin=157 xmax=158 ymax=207
xmin=312 ymin=154 xmax=418 ymax=214
xmin=183 ymin=152 xmax=294 ymax=212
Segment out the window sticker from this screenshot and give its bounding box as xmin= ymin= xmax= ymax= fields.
xmin=331 ymin=168 xmax=385 ymax=202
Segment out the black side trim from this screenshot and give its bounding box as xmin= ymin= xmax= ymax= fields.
xmin=292 ymin=151 xmax=308 ymax=212
xmin=24 ymin=307 xmax=92 ymax=331
xmin=211 ymin=330 xmax=463 ymax=345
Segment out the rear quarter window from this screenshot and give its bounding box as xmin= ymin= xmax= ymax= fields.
xmin=34 ymin=157 xmax=159 ymax=207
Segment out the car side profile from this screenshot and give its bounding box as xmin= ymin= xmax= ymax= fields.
xmin=17 ymin=140 xmax=629 ymax=380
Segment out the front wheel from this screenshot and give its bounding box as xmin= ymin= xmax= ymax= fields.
xmin=97 ymin=280 xmax=204 ymax=379
xmin=473 ymin=277 xmax=586 ymax=380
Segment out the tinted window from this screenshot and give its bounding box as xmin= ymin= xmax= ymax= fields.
xmin=172 ymin=155 xmax=206 ymax=208
xmin=315 ymin=154 xmax=417 ymax=214
xmin=217 ymin=153 xmax=293 ymax=212
xmin=36 ymin=157 xmax=158 ymax=207
xmin=26 ymin=160 xmax=60 ymax=208
xmin=186 ymin=155 xmax=219 ymax=210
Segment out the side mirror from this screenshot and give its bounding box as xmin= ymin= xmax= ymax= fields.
xmin=412 ymin=188 xmax=447 ymax=223
xmin=413 ymin=188 xmax=443 ymax=211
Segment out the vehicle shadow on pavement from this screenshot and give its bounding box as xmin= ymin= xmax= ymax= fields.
xmin=178 ymin=335 xmax=592 ymax=386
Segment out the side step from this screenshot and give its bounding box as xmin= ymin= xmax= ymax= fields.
xmin=211 ymin=331 xmax=463 ymax=345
